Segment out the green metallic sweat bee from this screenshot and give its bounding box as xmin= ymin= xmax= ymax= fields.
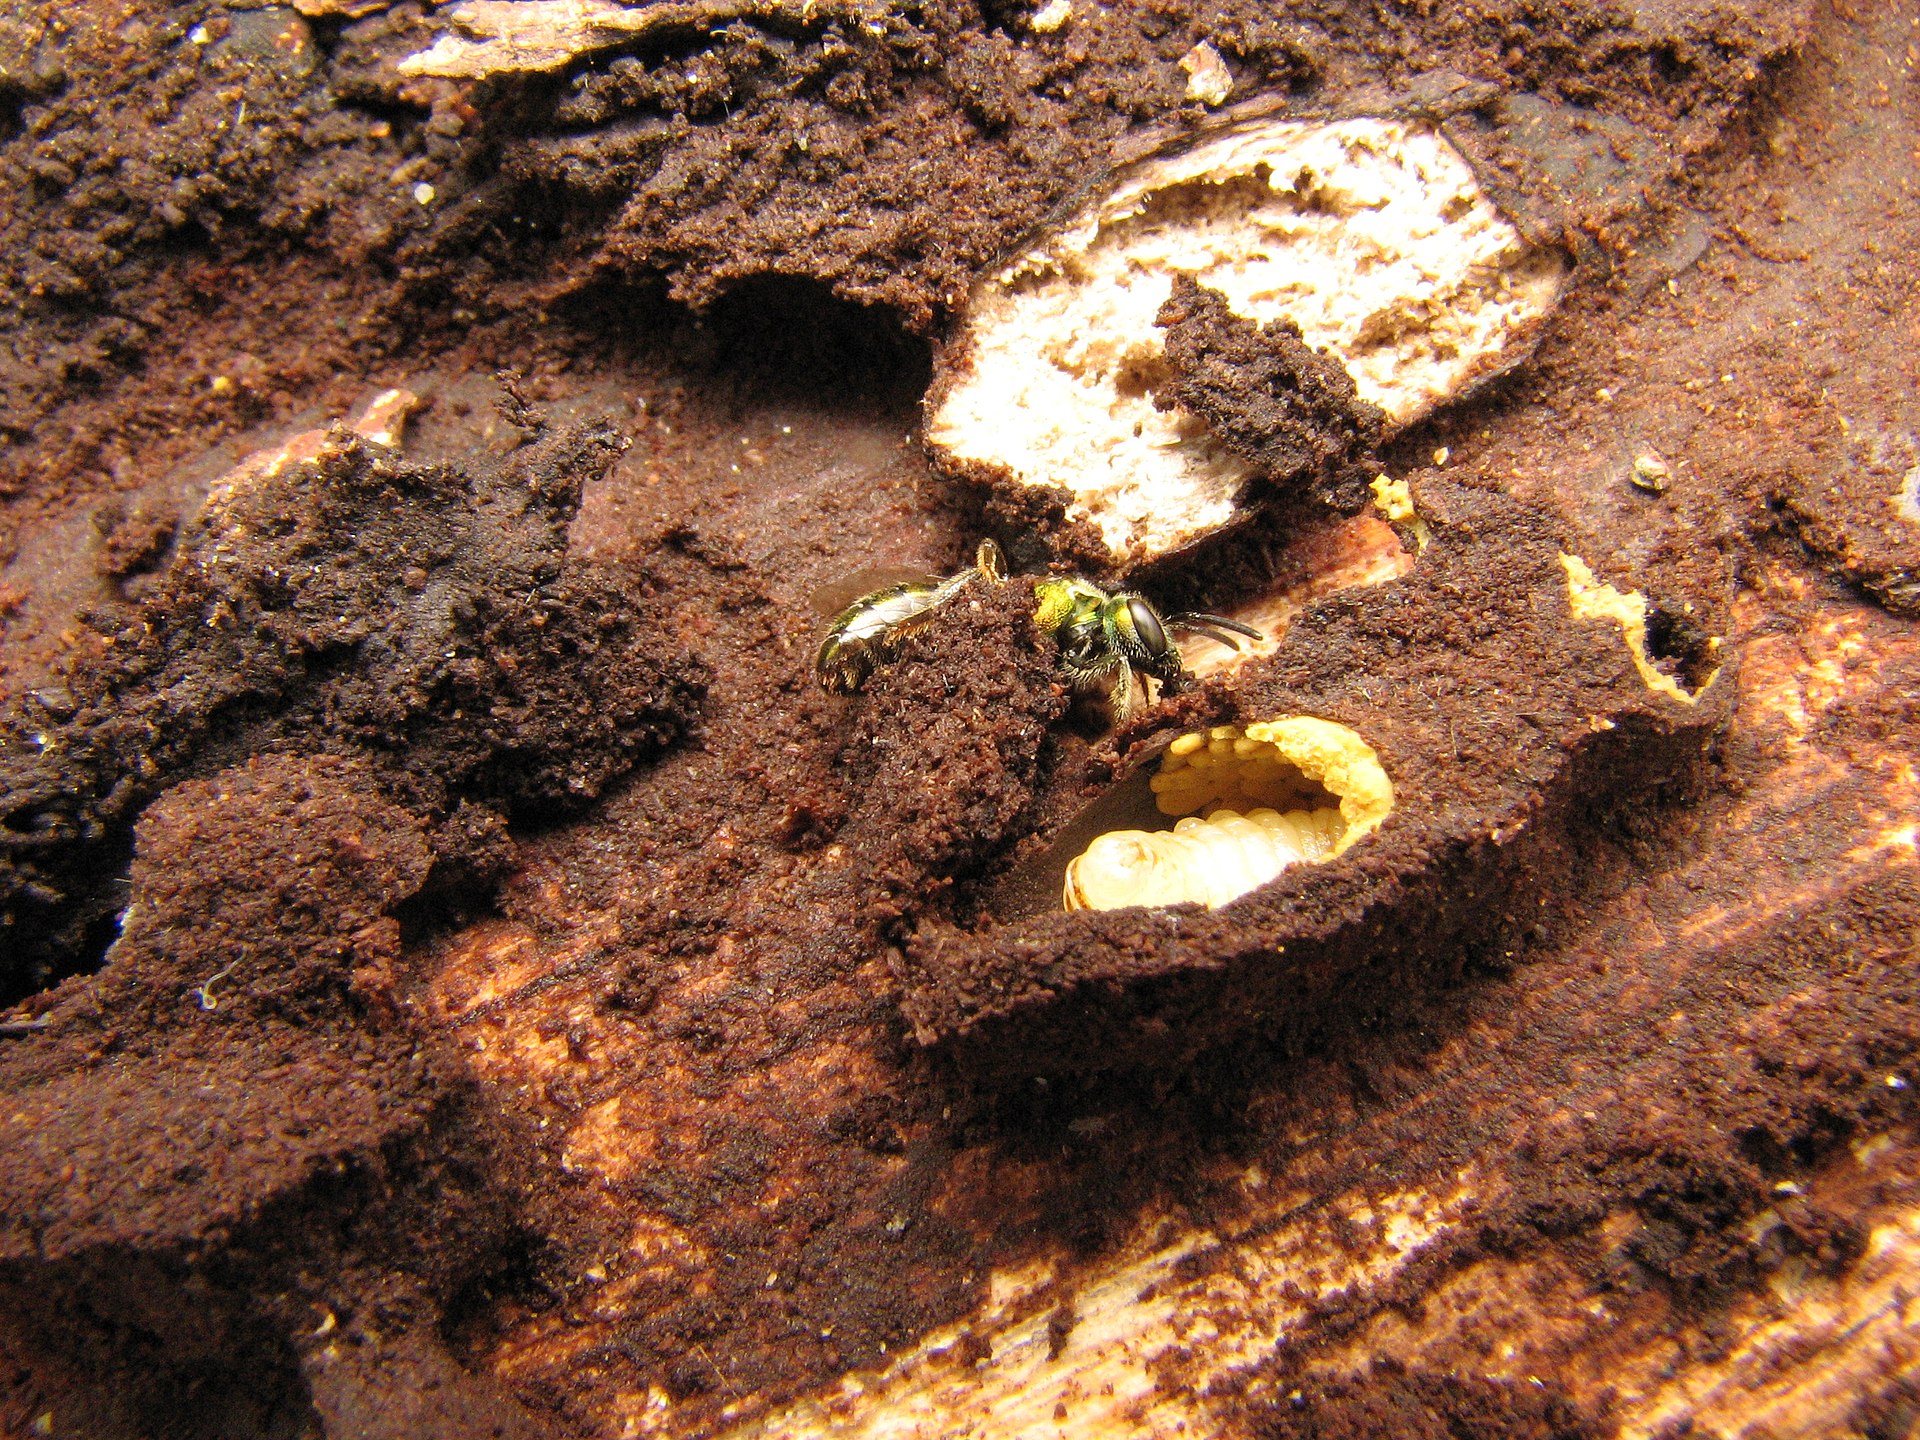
xmin=815 ymin=540 xmax=1262 ymax=723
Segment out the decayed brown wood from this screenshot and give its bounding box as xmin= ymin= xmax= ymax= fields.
xmin=418 ymin=2 xmax=1920 ymax=1426
xmin=2 ymin=1 xmax=1914 ymax=1435
xmin=427 ymin=581 xmax=1918 ymax=1438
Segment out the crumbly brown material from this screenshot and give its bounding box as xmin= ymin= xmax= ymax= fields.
xmin=0 ymin=754 xmax=550 ymax=1438
xmin=10 ymin=0 xmax=1920 ymax=1436
xmin=0 ymin=419 xmax=701 ymax=999
xmin=1155 ymin=275 xmax=1388 ymax=511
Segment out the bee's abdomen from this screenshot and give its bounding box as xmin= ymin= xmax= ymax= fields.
xmin=815 ymin=633 xmax=878 ymax=694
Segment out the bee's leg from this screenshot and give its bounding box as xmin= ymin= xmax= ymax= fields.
xmin=1108 ymin=664 xmax=1141 ymax=725
xmin=927 ymin=540 xmax=1009 ymax=608
xmin=975 ymin=538 xmax=1008 ymax=583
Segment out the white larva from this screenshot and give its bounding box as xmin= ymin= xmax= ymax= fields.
xmin=1064 ymin=806 xmax=1347 ymax=911
xmin=1062 ymin=717 xmax=1392 ymax=912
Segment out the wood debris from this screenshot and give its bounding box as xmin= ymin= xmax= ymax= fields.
xmin=399 ymin=0 xmax=897 ymax=78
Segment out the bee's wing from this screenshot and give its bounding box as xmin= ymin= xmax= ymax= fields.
xmin=827 ymin=582 xmax=950 ymax=641
xmin=811 ymin=566 xmax=931 ymax=618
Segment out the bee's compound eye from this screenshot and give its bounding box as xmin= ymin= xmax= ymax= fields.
xmin=1125 ymin=598 xmax=1168 ymax=655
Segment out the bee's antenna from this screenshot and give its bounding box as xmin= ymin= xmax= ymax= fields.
xmin=1167 ymin=613 xmax=1264 ymax=650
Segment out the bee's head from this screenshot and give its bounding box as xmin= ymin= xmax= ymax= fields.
xmin=1103 ymin=593 xmax=1183 ymax=679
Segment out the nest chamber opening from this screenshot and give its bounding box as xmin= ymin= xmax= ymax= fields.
xmin=1063 ymin=718 xmax=1393 ymax=911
